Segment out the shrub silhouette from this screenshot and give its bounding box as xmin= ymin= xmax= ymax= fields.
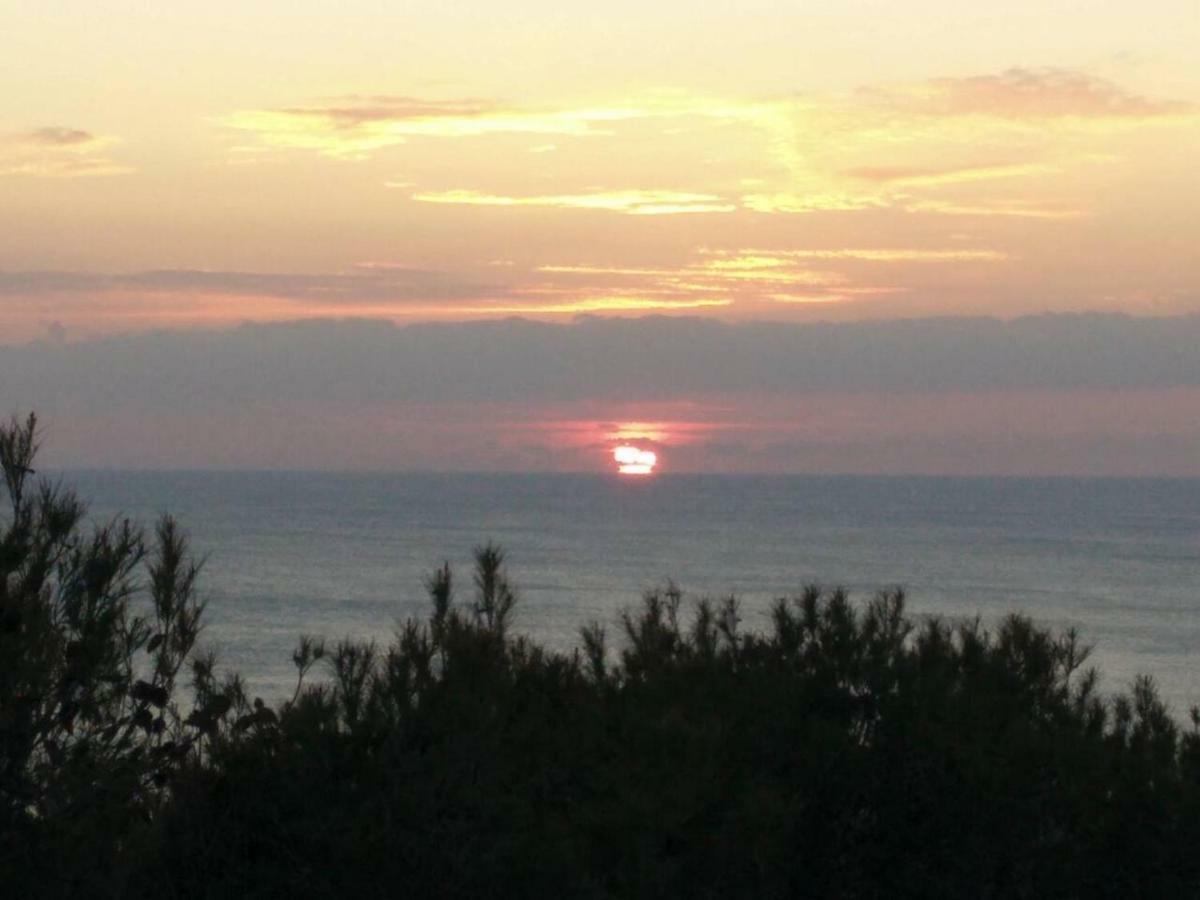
xmin=0 ymin=414 xmax=230 ymax=896
xmin=4 ymin=413 xmax=1200 ymax=898
xmin=154 ymin=570 xmax=1200 ymax=899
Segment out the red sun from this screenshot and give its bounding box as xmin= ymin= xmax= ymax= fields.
xmin=613 ymin=444 xmax=658 ymax=476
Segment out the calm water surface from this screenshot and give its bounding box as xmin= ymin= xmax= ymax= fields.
xmin=61 ymin=471 xmax=1200 ymax=711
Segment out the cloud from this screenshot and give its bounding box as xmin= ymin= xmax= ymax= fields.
xmin=902 ymin=199 xmax=1087 ymax=219
xmin=223 ymin=97 xmax=661 ymax=158
xmin=5 ymin=313 xmax=1200 ymax=412
xmin=220 ymin=71 xmax=1194 ymax=229
xmin=842 ymin=162 xmax=1057 ymax=187
xmin=22 ymin=127 xmax=98 ymax=146
xmin=410 ymin=189 xmax=736 ymax=215
xmin=697 ymin=248 xmax=1009 ymax=263
xmin=482 ymin=298 xmax=730 ymax=314
xmin=739 ymin=192 xmax=884 ymax=214
xmin=227 ymin=70 xmax=1192 ymax=165
xmin=863 ymin=68 xmax=1196 ymax=120
xmin=278 ymin=96 xmax=498 ymax=127
xmin=534 ymin=244 xmax=1003 ymax=307
xmin=1 ymin=126 xmax=129 ymax=178
xmin=5 ymin=315 xmax=1198 ymax=474
xmin=749 ymin=70 xmax=1194 ymax=217
xmin=0 ymin=265 xmax=735 ymax=333
xmin=0 ymin=267 xmax=499 ymax=303
xmin=533 ymin=261 xmax=854 ymax=309
xmin=0 ymin=237 xmax=1013 ymax=337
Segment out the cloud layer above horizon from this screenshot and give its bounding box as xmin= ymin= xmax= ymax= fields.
xmin=5 ymin=315 xmax=1199 ymax=476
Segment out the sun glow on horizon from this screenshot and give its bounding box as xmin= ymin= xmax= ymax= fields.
xmin=613 ymin=444 xmax=658 ymax=476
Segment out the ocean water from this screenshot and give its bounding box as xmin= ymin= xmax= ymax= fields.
xmin=60 ymin=471 xmax=1200 ymax=712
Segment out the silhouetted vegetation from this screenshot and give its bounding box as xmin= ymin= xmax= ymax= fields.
xmin=4 ymin=412 xmax=1200 ymax=898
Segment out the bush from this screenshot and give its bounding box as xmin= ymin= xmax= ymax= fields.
xmin=154 ymin=567 xmax=1200 ymax=899
xmin=0 ymin=413 xmax=223 ymax=896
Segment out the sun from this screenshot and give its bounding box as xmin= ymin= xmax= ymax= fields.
xmin=613 ymin=444 xmax=658 ymax=476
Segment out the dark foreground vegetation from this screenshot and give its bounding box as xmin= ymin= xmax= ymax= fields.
xmin=3 ymin=413 xmax=1200 ymax=899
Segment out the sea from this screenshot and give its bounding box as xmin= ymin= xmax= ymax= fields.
xmin=59 ymin=471 xmax=1200 ymax=714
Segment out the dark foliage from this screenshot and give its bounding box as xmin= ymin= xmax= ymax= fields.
xmin=4 ymin=413 xmax=1200 ymax=898
xmin=0 ymin=414 xmax=241 ymax=896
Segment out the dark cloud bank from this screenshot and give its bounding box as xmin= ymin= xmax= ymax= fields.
xmin=3 ymin=313 xmax=1199 ymax=413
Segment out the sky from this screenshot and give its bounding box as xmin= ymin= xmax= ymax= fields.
xmin=2 ymin=2 xmax=1198 ymax=474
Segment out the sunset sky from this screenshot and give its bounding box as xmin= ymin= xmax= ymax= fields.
xmin=3 ymin=2 xmax=1198 ymax=474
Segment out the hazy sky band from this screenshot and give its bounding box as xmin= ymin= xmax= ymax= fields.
xmin=4 ymin=316 xmax=1198 ymax=476
xmin=7 ymin=315 xmax=1200 ymax=405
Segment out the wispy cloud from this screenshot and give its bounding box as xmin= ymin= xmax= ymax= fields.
xmin=0 ymin=265 xmax=736 ymax=338
xmin=221 ymin=70 xmax=1194 ymax=230
xmin=224 ymin=97 xmax=661 ymax=158
xmin=482 ymin=297 xmax=730 ymax=314
xmin=539 ymin=260 xmax=846 ymax=288
xmin=410 ymin=189 xmax=735 ymax=215
xmin=0 ymin=267 xmax=497 ymax=302
xmin=278 ymin=96 xmax=497 ymax=126
xmin=22 ymin=127 xmax=98 ymax=146
xmin=902 ymin=199 xmax=1087 ymax=219
xmin=0 ymin=233 xmax=1020 ymax=338
xmin=223 ymin=89 xmax=773 ymax=158
xmin=537 ymin=244 xmax=1004 ymax=309
xmin=842 ymin=162 xmax=1057 ymax=187
xmin=1 ymin=127 xmax=130 ymax=178
xmin=225 ymin=70 xmax=1193 ymax=165
xmin=747 ymin=70 xmax=1194 ymax=217
xmin=701 ymin=248 xmax=1010 ymax=263
xmin=739 ymin=192 xmax=884 ymax=214
xmin=861 ymin=68 xmax=1196 ymax=121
